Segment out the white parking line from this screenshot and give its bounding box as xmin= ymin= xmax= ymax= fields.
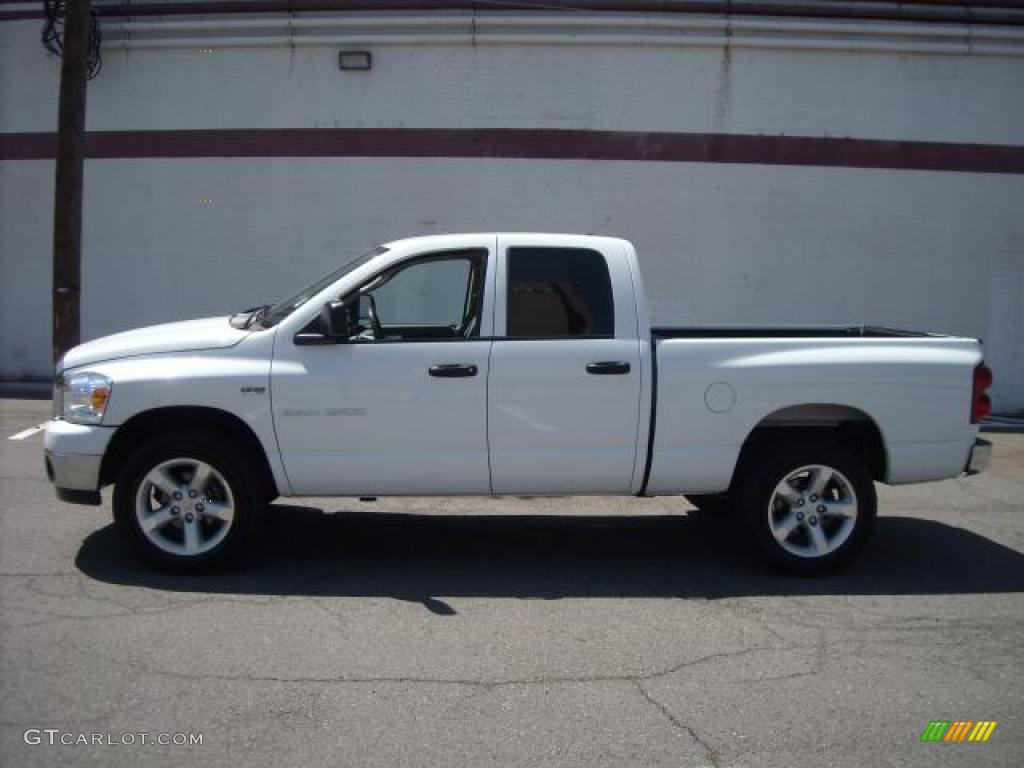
xmin=8 ymin=424 xmax=45 ymax=441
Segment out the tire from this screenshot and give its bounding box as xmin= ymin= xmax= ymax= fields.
xmin=685 ymin=493 xmax=734 ymax=517
xmin=113 ymin=430 xmax=262 ymax=571
xmin=737 ymin=438 xmax=876 ymax=574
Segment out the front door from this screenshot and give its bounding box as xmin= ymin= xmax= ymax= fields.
xmin=272 ymin=247 xmax=493 ymax=495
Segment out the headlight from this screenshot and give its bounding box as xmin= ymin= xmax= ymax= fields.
xmin=62 ymin=372 xmax=112 ymax=424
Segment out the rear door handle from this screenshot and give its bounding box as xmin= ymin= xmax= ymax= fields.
xmin=429 ymin=363 xmax=478 ymax=378
xmin=586 ymin=361 xmax=631 ymax=375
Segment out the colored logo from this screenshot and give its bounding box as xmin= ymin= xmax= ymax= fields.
xmin=921 ymin=721 xmax=997 ymax=742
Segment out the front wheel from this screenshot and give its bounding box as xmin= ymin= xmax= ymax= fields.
xmin=113 ymin=432 xmax=261 ymax=570
xmin=737 ymin=439 xmax=876 ymax=574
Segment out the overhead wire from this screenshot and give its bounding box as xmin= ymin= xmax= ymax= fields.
xmin=42 ymin=0 xmax=103 ymax=80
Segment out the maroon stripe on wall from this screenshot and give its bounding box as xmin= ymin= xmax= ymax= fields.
xmin=3 ymin=1 xmax=1024 ymax=25
xmin=2 ymin=128 xmax=1023 ymax=174
xmin=0 ymin=132 xmax=56 ymax=160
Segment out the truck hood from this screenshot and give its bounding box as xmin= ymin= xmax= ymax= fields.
xmin=59 ymin=316 xmax=250 ymax=371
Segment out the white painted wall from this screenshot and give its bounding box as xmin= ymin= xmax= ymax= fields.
xmin=1 ymin=12 xmax=1022 ymax=408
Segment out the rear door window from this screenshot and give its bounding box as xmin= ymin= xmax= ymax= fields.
xmin=506 ymin=247 xmax=614 ymax=337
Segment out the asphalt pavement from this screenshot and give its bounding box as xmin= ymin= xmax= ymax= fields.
xmin=1 ymin=396 xmax=1022 ymax=767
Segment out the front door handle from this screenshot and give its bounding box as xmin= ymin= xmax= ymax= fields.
xmin=429 ymin=363 xmax=478 ymax=378
xmin=586 ymin=361 xmax=631 ymax=375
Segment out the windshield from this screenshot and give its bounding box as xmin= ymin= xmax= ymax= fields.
xmin=259 ymin=246 xmax=388 ymax=328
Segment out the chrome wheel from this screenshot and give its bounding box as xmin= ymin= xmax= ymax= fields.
xmin=134 ymin=457 xmax=235 ymax=557
xmin=767 ymin=464 xmax=858 ymax=559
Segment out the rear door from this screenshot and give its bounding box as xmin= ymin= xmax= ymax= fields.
xmin=487 ymin=237 xmax=644 ymax=494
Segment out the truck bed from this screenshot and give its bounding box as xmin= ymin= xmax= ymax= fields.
xmin=641 ymin=326 xmax=980 ymax=496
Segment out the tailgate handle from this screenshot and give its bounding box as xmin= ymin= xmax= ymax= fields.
xmin=586 ymin=361 xmax=631 ymax=375
xmin=429 ymin=363 xmax=478 ymax=378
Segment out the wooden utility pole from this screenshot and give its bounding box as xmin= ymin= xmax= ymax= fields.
xmin=51 ymin=0 xmax=91 ymax=363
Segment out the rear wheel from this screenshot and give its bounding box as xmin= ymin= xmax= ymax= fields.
xmin=113 ymin=431 xmax=261 ymax=570
xmin=737 ymin=439 xmax=876 ymax=574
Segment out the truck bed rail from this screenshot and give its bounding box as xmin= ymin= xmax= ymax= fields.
xmin=651 ymin=326 xmax=934 ymax=339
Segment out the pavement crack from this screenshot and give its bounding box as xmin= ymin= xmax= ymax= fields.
xmin=63 ymin=643 xmax=781 ymax=692
xmin=631 ymin=679 xmax=718 ymax=766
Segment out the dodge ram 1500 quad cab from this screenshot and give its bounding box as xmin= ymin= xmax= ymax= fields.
xmin=46 ymin=234 xmax=993 ymax=573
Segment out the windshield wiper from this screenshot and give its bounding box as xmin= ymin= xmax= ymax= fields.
xmin=245 ymin=304 xmax=272 ymax=329
xmin=229 ymin=304 xmax=271 ymax=330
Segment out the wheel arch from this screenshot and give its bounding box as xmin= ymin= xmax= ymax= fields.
xmin=730 ymin=403 xmax=889 ymax=490
xmin=100 ymin=406 xmax=278 ymax=501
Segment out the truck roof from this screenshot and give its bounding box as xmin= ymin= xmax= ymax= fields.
xmin=381 ymin=232 xmax=632 ymax=251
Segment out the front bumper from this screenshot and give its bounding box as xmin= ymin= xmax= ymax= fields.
xmin=965 ymin=438 xmax=992 ymax=476
xmin=45 ymin=452 xmax=103 ymax=504
xmin=44 ymin=419 xmax=114 ymax=506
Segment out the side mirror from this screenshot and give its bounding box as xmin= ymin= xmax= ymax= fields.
xmin=321 ymin=300 xmax=349 ymax=338
xmin=293 ymin=301 xmax=350 ymax=346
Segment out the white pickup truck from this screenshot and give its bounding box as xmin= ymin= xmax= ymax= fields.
xmin=45 ymin=233 xmax=993 ymax=573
